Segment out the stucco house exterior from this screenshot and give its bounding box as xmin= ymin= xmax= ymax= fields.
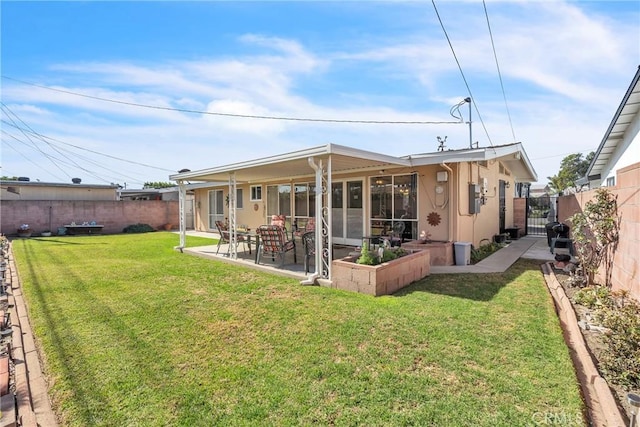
xmin=170 ymin=142 xmax=536 ymax=282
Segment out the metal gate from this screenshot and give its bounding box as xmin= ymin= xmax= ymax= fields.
xmin=526 ymin=195 xmax=558 ymax=235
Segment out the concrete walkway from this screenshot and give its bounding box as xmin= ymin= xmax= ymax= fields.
xmin=431 ymin=235 xmax=556 ymax=274
xmin=180 ymin=231 xmax=557 ymax=277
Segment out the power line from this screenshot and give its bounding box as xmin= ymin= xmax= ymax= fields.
xmin=483 ymin=0 xmax=517 ymax=143
xmin=1 ymin=119 xmax=174 ymax=172
xmin=431 ymin=0 xmax=494 ymax=147
xmin=1 ymin=135 xmax=68 ymax=181
xmin=2 ymin=75 xmax=465 ymax=126
xmin=1 ymin=105 xmax=74 ymax=180
xmin=1 ymin=103 xmax=118 ymax=184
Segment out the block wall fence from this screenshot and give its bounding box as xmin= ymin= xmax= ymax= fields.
xmin=0 ymin=200 xmax=179 ymax=236
xmin=558 ymin=162 xmax=640 ymax=301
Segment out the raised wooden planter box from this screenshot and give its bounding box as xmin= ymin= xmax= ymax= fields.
xmin=330 ymin=249 xmax=430 ymax=296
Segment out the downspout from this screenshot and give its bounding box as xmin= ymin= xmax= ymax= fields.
xmin=176 ymin=180 xmax=187 ymax=252
xmin=440 ymin=162 xmax=454 ymax=242
xmin=300 ymin=156 xmax=322 ymax=285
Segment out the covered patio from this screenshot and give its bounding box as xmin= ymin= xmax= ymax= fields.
xmin=170 ymin=142 xmax=537 ymax=285
xmin=171 ymin=144 xmax=412 ymax=285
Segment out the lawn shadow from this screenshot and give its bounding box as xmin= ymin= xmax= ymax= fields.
xmin=12 ymin=236 xmax=111 ymax=246
xmin=393 ymin=258 xmax=546 ymax=301
xmin=12 ymin=239 xmax=177 ymax=425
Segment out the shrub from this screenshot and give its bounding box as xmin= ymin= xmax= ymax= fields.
xmin=471 ymin=241 xmax=504 ymax=264
xmin=595 ymin=291 xmax=640 ymax=389
xmin=356 ymin=242 xmax=378 ymax=265
xmin=573 ymin=286 xmax=613 ymax=309
xmin=575 ymin=286 xmax=640 ymax=389
xmin=569 ymin=188 xmax=620 ymax=287
xmin=122 ymin=223 xmax=155 ymax=234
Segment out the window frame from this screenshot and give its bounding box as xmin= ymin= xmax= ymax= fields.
xmin=250 ymin=185 xmax=262 ymax=201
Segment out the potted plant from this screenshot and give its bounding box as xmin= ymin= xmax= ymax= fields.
xmin=17 ymin=224 xmax=32 ymax=238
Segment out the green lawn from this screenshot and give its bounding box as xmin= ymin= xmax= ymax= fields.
xmin=12 ymin=233 xmax=585 ymax=426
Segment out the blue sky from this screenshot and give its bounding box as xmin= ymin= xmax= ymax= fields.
xmin=1 ymin=1 xmax=639 ymax=188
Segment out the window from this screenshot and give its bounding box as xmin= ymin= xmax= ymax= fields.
xmin=266 ymin=184 xmax=291 ymax=217
xmin=369 ymin=174 xmax=417 ymax=240
xmin=606 ymin=176 xmax=615 ymax=187
xmin=294 ymin=182 xmax=316 ymax=219
xmin=236 ymin=188 xmax=244 ymax=209
xmin=250 ymin=185 xmax=262 ymax=201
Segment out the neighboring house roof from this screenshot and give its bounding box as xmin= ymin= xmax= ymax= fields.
xmin=0 ymin=180 xmax=119 ymax=201
xmin=170 ymin=142 xmax=537 ymax=183
xmin=583 ymin=65 xmax=640 ymax=185
xmin=0 ymin=180 xmax=119 ymax=190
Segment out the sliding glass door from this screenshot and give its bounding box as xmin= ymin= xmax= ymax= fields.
xmin=332 ymin=180 xmax=364 ymax=246
xmin=208 ymin=189 xmax=224 ymax=230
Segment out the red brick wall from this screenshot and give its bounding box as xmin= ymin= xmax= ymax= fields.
xmin=0 ymin=200 xmax=178 ymax=235
xmin=558 ymin=162 xmax=640 ymax=300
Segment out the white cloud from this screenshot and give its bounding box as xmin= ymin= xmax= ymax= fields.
xmin=1 ymin=1 xmax=637 ymax=185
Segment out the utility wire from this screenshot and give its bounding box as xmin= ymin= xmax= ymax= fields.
xmin=1 ymin=119 xmax=175 ymax=172
xmin=2 ymin=75 xmax=464 ymax=126
xmin=1 ymin=105 xmax=74 ymax=180
xmin=431 ymin=0 xmax=494 ymax=147
xmin=483 ymin=0 xmax=517 ymax=142
xmin=1 ymin=135 xmax=68 ymax=181
xmin=1 ymin=103 xmax=117 ymax=184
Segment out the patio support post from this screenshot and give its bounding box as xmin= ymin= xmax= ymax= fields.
xmin=304 ymin=156 xmax=331 ymax=283
xmin=228 ymin=173 xmax=237 ymax=259
xmin=314 ymin=159 xmax=323 ymax=277
xmin=325 ymin=156 xmax=332 ymax=279
xmin=177 ymin=180 xmax=187 ymax=250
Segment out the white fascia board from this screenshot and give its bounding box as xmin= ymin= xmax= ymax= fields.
xmin=170 ymin=143 xmax=410 ymax=181
xmin=405 ymin=142 xmax=537 ymax=182
xmin=169 ymin=144 xmax=331 ymax=181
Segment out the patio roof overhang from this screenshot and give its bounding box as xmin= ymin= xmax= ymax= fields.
xmin=170 ymin=143 xmax=411 ymax=184
xmin=170 ymin=142 xmax=537 ymax=184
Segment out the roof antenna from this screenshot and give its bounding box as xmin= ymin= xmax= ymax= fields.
xmin=437 ymin=136 xmax=447 ymax=152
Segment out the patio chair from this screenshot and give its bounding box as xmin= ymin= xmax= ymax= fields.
xmin=301 ymin=231 xmax=315 ymax=273
xmin=214 ymin=220 xmax=247 ymax=255
xmin=256 ymin=225 xmax=297 ymax=267
xmin=384 ymin=221 xmax=405 ymax=247
xmin=270 ymin=215 xmax=289 ymax=238
xmin=293 ymin=217 xmax=316 ymax=240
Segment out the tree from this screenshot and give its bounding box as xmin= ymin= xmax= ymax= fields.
xmin=547 ymin=152 xmax=594 ymax=194
xmin=143 ymin=181 xmax=175 ymax=189
xmin=569 ymin=188 xmax=620 ymax=287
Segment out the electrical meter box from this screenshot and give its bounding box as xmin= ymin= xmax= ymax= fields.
xmin=469 ymin=184 xmax=481 ymax=214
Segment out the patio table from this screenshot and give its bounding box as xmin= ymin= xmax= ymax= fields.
xmin=236 ymin=230 xmax=259 ymax=262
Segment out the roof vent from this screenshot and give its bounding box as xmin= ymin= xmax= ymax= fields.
xmin=72 ymin=178 xmax=82 ymax=184
xmin=17 ymin=177 xmax=30 ymax=182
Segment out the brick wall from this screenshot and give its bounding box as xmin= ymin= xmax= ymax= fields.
xmin=558 ymin=162 xmax=640 ymax=300
xmin=0 ymin=200 xmax=179 ymax=236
